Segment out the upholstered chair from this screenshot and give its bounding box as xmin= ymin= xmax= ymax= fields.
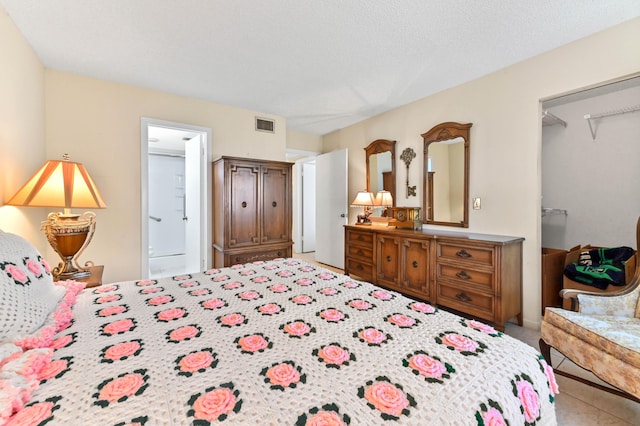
xmin=539 ymin=216 xmax=640 ymax=402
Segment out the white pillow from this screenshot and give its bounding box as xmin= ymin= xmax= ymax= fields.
xmin=0 ymin=231 xmax=65 ymax=342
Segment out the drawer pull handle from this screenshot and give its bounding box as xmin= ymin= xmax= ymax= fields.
xmin=241 ymin=201 xmax=247 ymax=208
xmin=277 ymin=251 xmax=282 ymax=256
xmin=272 ymin=201 xmax=277 ymax=207
xmin=357 ymin=235 xmax=364 ymax=241
xmin=356 ymin=264 xmax=363 ymax=270
xmin=456 ymin=249 xmax=472 ymax=258
xmin=456 ymin=292 xmax=472 ymax=303
xmin=236 ymin=257 xmax=241 ymax=262
xmin=386 ymin=255 xmax=392 ymax=262
xmin=357 ymin=249 xmax=364 ymax=256
xmin=456 ymin=270 xmax=471 ymax=280
xmin=412 ymin=261 xmax=419 ymax=268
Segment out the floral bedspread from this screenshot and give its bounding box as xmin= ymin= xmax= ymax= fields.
xmin=13 ymin=258 xmax=557 ymax=425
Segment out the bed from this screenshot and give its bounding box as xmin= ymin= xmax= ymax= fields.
xmin=0 ymin=231 xmax=558 ymax=425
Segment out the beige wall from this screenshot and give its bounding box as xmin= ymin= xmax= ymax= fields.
xmin=286 ymin=129 xmax=323 ymax=153
xmin=43 ymin=71 xmax=287 ymax=283
xmin=323 ymin=17 xmax=640 ymax=328
xmin=0 ymin=8 xmax=48 ymax=251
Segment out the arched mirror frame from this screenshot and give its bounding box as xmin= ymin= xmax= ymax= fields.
xmin=422 ymin=122 xmax=472 ymax=228
xmin=365 ymin=139 xmax=396 ymax=206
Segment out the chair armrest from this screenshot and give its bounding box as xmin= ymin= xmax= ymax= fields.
xmin=559 ymin=288 xmax=600 ymax=311
xmin=560 ymin=287 xmax=638 ymax=316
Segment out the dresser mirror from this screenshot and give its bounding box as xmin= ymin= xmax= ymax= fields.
xmin=365 ymin=139 xmax=396 ymax=215
xmin=422 ymin=122 xmax=472 ymax=227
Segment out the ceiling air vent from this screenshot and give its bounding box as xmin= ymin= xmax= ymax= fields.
xmin=255 ymin=117 xmax=275 ymax=133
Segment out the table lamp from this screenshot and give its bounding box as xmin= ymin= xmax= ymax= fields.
xmin=351 ymin=191 xmax=375 ymax=225
xmin=7 ymin=155 xmax=107 ymax=280
xmin=374 ymin=190 xmax=394 ymax=216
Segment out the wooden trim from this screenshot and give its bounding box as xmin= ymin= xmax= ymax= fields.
xmin=422 ymin=122 xmax=472 ymax=228
xmin=364 ymin=139 xmax=396 ymax=206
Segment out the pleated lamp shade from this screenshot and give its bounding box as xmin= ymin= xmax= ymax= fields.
xmin=351 ymin=191 xmax=375 ymax=207
xmin=7 ymin=159 xmax=106 ymax=211
xmin=374 ymin=190 xmax=393 ymax=207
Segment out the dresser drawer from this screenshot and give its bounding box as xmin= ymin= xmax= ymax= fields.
xmin=347 ymin=244 xmax=374 ymax=260
xmin=346 ymin=229 xmax=374 ymax=246
xmin=436 ymin=264 xmax=494 ymax=292
xmin=345 ymin=258 xmax=374 ymax=282
xmin=437 ymin=242 xmax=495 ymax=267
xmin=437 ymin=282 xmax=495 ymax=321
xmin=227 ymin=246 xmax=291 ymax=266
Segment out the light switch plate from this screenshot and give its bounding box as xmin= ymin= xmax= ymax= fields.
xmin=473 ymin=197 xmax=481 ymax=210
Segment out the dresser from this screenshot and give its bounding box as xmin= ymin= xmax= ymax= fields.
xmin=213 ymin=157 xmax=293 ymax=267
xmin=344 ymin=225 xmax=523 ymax=330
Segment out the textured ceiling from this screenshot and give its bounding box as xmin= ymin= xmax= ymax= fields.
xmin=1 ymin=1 xmax=638 ymax=135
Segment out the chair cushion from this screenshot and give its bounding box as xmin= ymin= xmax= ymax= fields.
xmin=0 ymin=231 xmax=65 ymax=343
xmin=544 ymin=307 xmax=640 ymax=369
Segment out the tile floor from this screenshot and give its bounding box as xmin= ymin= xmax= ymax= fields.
xmin=149 ymin=254 xmax=186 ymax=278
xmin=293 ymin=251 xmax=640 ymax=426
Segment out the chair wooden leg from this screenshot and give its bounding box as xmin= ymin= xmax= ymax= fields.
xmin=539 ymin=338 xmax=552 ymax=366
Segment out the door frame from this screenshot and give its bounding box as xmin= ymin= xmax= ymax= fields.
xmin=141 ymin=117 xmax=213 ymax=278
xmin=287 ymin=148 xmax=319 ymax=254
xmin=301 ymin=159 xmax=317 ymax=253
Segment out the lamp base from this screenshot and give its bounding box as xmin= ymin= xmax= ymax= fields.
xmin=355 ymin=206 xmax=373 ymax=225
xmin=55 ymin=259 xmax=92 ymax=280
xmin=43 ymin=211 xmax=96 ymax=281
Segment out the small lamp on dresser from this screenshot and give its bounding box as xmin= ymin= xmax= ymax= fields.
xmin=374 ymin=190 xmax=394 ymax=216
xmin=7 ymin=155 xmax=107 ymax=280
xmin=351 ymin=191 xmax=375 ymax=225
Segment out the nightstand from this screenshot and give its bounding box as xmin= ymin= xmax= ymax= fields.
xmin=54 ymin=265 xmax=104 ymax=288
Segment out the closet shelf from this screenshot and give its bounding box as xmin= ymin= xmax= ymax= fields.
xmin=542 ymin=207 xmax=568 ymax=217
xmin=542 ymin=110 xmax=567 ymax=127
xmin=584 ymin=104 xmax=640 ymax=140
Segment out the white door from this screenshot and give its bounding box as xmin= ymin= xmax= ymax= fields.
xmin=185 ymin=135 xmax=202 ymax=273
xmin=302 ymin=160 xmax=316 ymax=252
xmin=315 ymin=149 xmax=348 ymax=268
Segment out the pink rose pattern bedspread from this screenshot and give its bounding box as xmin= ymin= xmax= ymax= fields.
xmin=13 ymin=259 xmax=557 ymax=425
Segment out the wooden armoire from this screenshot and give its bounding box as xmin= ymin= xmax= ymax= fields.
xmin=212 ymin=156 xmax=293 ymax=267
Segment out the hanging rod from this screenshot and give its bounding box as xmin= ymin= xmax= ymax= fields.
xmin=584 ymin=104 xmax=640 ymax=140
xmin=541 ymin=110 xmax=567 ymax=127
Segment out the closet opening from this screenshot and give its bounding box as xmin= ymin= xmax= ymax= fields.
xmin=539 ymin=75 xmax=640 ymax=313
xmin=541 ymin=75 xmax=640 ymax=249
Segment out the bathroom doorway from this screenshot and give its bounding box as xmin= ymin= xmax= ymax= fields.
xmin=141 ymin=118 xmax=212 ymax=278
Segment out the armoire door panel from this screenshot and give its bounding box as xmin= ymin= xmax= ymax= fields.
xmin=262 ymin=165 xmax=290 ymax=243
xmin=229 ymin=164 xmax=260 ymax=247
